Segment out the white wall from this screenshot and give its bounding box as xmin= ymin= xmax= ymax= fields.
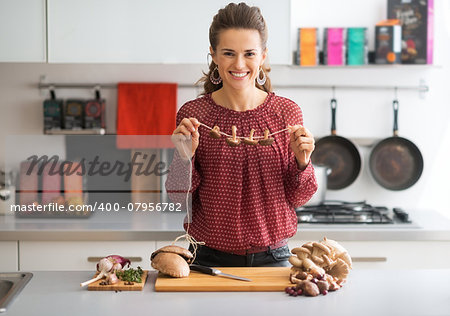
xmin=0 ymin=0 xmax=449 ymax=215
xmin=287 ymin=0 xmax=450 ymax=215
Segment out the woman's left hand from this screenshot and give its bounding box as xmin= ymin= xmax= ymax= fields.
xmin=288 ymin=125 xmax=315 ymax=170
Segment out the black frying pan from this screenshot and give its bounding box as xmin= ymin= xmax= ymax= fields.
xmin=311 ymin=99 xmax=362 ymax=190
xmin=369 ymin=100 xmax=423 ymax=190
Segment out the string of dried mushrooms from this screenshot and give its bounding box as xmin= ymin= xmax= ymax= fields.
xmin=200 ymin=123 xmax=288 ymax=147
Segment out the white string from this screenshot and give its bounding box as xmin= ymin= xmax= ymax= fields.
xmin=171 ymin=139 xmax=205 ymax=263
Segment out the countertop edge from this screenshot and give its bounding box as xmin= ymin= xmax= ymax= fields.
xmin=2 ymin=229 xmax=450 ymax=242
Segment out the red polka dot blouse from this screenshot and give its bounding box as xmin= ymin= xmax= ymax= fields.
xmin=166 ymin=92 xmax=318 ymax=252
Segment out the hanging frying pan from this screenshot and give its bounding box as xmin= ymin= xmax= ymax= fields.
xmin=311 ymin=99 xmax=362 ymax=190
xmin=369 ymin=100 xmax=423 ymax=190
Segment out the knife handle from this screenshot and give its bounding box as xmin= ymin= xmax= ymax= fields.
xmin=190 ymin=264 xmax=220 ymax=275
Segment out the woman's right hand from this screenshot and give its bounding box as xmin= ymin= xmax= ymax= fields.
xmin=171 ymin=118 xmax=200 ymax=159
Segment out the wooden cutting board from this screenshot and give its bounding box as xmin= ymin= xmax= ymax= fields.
xmin=88 ymin=270 xmax=148 ymax=291
xmin=155 ymin=267 xmax=292 ymax=292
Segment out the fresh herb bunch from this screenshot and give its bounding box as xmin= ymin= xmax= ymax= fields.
xmin=116 ymin=266 xmax=144 ymax=283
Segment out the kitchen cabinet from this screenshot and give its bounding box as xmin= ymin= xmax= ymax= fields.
xmin=47 ymin=0 xmax=290 ymax=64
xmin=0 ymin=0 xmax=46 ymax=62
xmin=19 ymin=241 xmax=156 ymax=271
xmin=288 ymin=240 xmax=450 ymax=270
xmin=9 ymin=239 xmax=450 ymax=271
xmin=0 ymin=241 xmax=18 ymax=271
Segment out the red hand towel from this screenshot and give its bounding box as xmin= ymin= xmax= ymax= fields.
xmin=116 ymin=83 xmax=177 ymax=148
xmin=41 ymin=162 xmax=61 ymax=205
xmin=19 ymin=161 xmax=38 ymax=205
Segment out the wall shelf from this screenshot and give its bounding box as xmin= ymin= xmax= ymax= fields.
xmin=287 ymin=64 xmax=441 ymax=70
xmin=275 ymin=83 xmax=428 ymax=93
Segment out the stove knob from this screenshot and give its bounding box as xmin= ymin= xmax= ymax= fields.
xmin=393 ymin=208 xmax=409 ymax=222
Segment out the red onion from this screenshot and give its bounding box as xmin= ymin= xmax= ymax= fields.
xmin=96 ymin=255 xmax=131 ymax=272
xmin=106 ymin=255 xmax=131 ymax=270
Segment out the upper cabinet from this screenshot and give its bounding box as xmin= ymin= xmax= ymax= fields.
xmin=47 ymin=0 xmax=291 ymax=64
xmin=0 ymin=0 xmax=46 ymax=62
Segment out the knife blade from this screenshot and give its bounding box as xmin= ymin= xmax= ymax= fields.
xmin=190 ymin=264 xmax=252 ymax=282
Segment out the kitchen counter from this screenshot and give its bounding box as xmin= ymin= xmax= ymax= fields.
xmin=1 ymin=208 xmax=450 ymax=241
xmin=4 ymin=269 xmax=450 ymax=316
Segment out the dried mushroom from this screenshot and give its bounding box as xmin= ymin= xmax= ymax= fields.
xmin=209 ymin=126 xmax=221 ymax=139
xmin=150 ymin=245 xmax=193 ymax=278
xmin=226 ymin=126 xmax=241 ymax=147
xmin=243 ymin=129 xmax=259 ymax=145
xmin=258 ymin=129 xmax=274 ymax=146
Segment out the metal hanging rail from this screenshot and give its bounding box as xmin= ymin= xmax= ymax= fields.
xmin=37 ymin=82 xmax=196 ymax=89
xmin=37 ymin=74 xmax=429 ymax=93
xmin=274 ymin=84 xmax=429 ymax=92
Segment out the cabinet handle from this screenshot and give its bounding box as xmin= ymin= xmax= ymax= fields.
xmin=351 ymin=257 xmax=387 ymax=262
xmin=87 ymin=256 xmax=143 ymax=262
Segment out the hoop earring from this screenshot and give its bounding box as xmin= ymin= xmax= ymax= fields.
xmin=210 ymin=66 xmax=222 ymax=85
xmin=256 ymin=67 xmax=266 ymax=86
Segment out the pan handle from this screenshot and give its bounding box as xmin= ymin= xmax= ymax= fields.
xmin=393 ymin=100 xmax=399 ymax=136
xmin=331 ymin=98 xmax=337 ymax=135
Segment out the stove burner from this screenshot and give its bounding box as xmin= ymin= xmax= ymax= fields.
xmin=296 ymin=200 xmax=409 ymax=224
xmin=355 ymin=213 xmax=368 ymax=222
xmin=299 ymin=214 xmax=313 ymax=222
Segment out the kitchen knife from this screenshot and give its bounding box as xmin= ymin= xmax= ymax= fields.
xmin=190 ymin=264 xmax=252 ymax=282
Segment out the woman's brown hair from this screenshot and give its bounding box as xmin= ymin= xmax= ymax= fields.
xmin=197 ymin=2 xmax=272 ymax=95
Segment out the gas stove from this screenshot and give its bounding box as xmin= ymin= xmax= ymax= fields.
xmin=296 ymin=201 xmax=412 ymax=225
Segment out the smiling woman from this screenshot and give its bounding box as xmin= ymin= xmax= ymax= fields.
xmin=209 ymin=28 xmax=268 ymax=110
xmin=199 ymin=2 xmax=272 ymax=99
xmin=166 ymin=2 xmax=318 ymax=268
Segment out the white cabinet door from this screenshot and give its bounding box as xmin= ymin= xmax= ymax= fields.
xmin=288 ymin=240 xmax=450 ymax=270
xmin=0 ymin=241 xmax=18 ymax=271
xmin=19 ymin=241 xmax=156 ymax=271
xmin=47 ymin=0 xmax=290 ymax=64
xmin=342 ymin=241 xmax=450 ymax=270
xmin=0 ymin=0 xmax=46 ymax=62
